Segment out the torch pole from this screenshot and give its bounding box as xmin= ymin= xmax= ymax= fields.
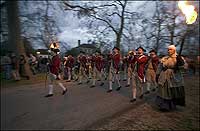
xmin=179 ymin=25 xmax=189 ymax=56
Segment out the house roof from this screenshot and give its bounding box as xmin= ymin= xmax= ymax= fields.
xmin=77 ymin=44 xmax=96 ymax=49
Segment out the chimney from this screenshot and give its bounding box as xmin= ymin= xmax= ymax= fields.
xmin=78 ymin=40 xmax=81 ymax=46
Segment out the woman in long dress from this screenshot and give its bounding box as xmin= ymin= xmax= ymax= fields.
xmin=155 ymin=45 xmax=186 ymax=111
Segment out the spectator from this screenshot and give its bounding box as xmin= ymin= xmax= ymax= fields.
xmin=19 ymin=54 xmax=29 ymax=80
xmin=40 ymin=57 xmax=49 ymax=73
xmin=28 ymin=53 xmax=37 ymax=75
xmin=1 ymin=53 xmax=12 ymax=80
xmin=11 ymin=53 xmax=20 ymax=81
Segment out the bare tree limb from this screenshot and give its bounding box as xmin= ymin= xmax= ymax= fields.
xmin=90 ymin=14 xmax=118 ymax=34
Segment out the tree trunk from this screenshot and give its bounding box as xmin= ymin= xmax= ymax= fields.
xmin=7 ymin=1 xmax=33 ymax=79
xmin=43 ymin=0 xmax=51 ymax=48
xmin=115 ymin=0 xmax=126 ymax=49
xmin=116 ymin=33 xmax=121 ymax=48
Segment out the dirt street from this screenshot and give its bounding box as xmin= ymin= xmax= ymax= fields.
xmin=1 ymin=74 xmax=199 ymax=130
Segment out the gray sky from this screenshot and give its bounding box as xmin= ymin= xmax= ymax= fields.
xmin=56 ymin=1 xmax=156 ymax=48
xmin=18 ymin=1 xmax=199 ymax=51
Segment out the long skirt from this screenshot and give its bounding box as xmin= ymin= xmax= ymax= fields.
xmin=155 ymin=81 xmax=185 ymax=110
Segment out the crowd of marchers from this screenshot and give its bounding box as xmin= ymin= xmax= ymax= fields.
xmin=42 ymin=44 xmax=199 ymax=111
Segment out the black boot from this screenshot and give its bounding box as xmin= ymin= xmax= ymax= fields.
xmin=125 ymin=84 xmax=130 ymax=87
xmin=100 ymin=82 xmax=104 ymax=86
xmin=116 ymin=86 xmax=121 ymax=91
xmin=139 ymin=94 xmax=143 ymax=99
xmin=107 ymin=89 xmax=112 ymax=93
xmin=62 ymin=89 xmax=67 ymax=95
xmin=45 ymin=94 xmax=53 ymax=97
xmin=90 ymin=85 xmax=95 ymax=88
xmin=130 ymin=98 xmax=136 ymax=103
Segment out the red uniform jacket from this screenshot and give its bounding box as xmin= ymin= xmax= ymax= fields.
xmin=50 ymin=55 xmax=61 ymax=75
xmin=135 ymin=55 xmax=148 ymax=81
xmin=102 ymin=57 xmax=106 ymax=69
xmin=112 ymin=53 xmax=121 ymax=72
xmin=79 ymin=55 xmax=87 ymax=68
xmin=122 ymin=57 xmax=128 ymax=70
xmin=90 ymin=55 xmax=96 ymax=68
xmin=66 ymin=56 xmax=75 ymax=68
xmin=127 ymin=55 xmax=136 ymax=69
xmin=95 ymin=55 xmax=103 ymax=72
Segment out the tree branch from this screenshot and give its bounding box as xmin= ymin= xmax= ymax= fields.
xmin=90 ymin=14 xmax=118 ymax=34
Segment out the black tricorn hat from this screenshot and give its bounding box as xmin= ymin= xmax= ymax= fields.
xmin=112 ymin=46 xmax=120 ymax=51
xmin=136 ymin=46 xmax=146 ymax=52
xmin=149 ymin=49 xmax=157 ymax=54
xmin=53 ymin=48 xmax=60 ymax=53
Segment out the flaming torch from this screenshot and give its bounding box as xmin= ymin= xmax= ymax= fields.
xmin=49 ymin=39 xmax=60 ymax=51
xmin=177 ymin=1 xmax=198 ymax=55
xmin=178 ymin=1 xmax=198 ymax=24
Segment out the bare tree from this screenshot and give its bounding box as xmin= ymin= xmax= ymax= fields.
xmin=6 ymin=1 xmax=33 ymax=78
xmin=19 ymin=1 xmax=62 ymax=49
xmin=63 ymin=0 xmax=132 ymax=49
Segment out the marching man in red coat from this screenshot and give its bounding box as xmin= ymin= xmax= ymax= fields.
xmin=77 ymin=51 xmax=90 ymax=85
xmin=122 ymin=55 xmax=128 ymax=81
xmin=65 ymin=55 xmax=75 ymax=82
xmin=86 ymin=55 xmax=93 ymax=79
xmin=126 ymin=50 xmax=136 ymax=87
xmin=107 ymin=47 xmax=122 ymax=93
xmin=130 ymin=46 xmax=148 ymax=102
xmin=45 ymin=48 xmax=67 ymax=97
xmin=90 ymin=50 xmax=104 ymax=88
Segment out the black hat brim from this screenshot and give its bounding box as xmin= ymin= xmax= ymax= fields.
xmin=53 ymin=49 xmax=60 ymax=53
xmin=149 ymin=49 xmax=156 ymax=54
xmin=136 ymin=47 xmax=146 ymax=52
xmin=112 ymin=47 xmax=120 ymax=51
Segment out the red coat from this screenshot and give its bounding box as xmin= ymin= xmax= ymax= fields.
xmin=66 ymin=56 xmax=75 ymax=68
xmin=151 ymin=56 xmax=159 ymax=71
xmin=95 ymin=55 xmax=103 ymax=71
xmin=50 ymin=55 xmax=61 ymax=75
xmin=135 ymin=55 xmax=148 ymax=81
xmin=79 ymin=55 xmax=87 ymax=68
xmin=122 ymin=57 xmax=128 ymax=69
xmin=112 ymin=53 xmax=121 ymax=71
xmin=127 ymin=55 xmax=136 ymax=69
xmin=102 ymin=57 xmax=106 ymax=68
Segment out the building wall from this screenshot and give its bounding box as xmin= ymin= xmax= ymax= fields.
xmin=79 ymin=47 xmax=95 ymax=55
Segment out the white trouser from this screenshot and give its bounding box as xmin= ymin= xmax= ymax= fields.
xmin=47 ymin=73 xmax=66 ymax=94
xmin=67 ymin=67 xmax=72 ymax=80
xmin=108 ymin=69 xmax=121 ymax=90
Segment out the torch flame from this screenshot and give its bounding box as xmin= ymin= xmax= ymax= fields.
xmin=178 ymin=1 xmax=198 ymax=24
xmin=50 ymin=42 xmax=59 ymax=49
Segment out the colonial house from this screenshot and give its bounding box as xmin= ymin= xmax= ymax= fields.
xmin=77 ymin=43 xmax=97 ymax=54
xmin=65 ymin=40 xmax=99 ymax=57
